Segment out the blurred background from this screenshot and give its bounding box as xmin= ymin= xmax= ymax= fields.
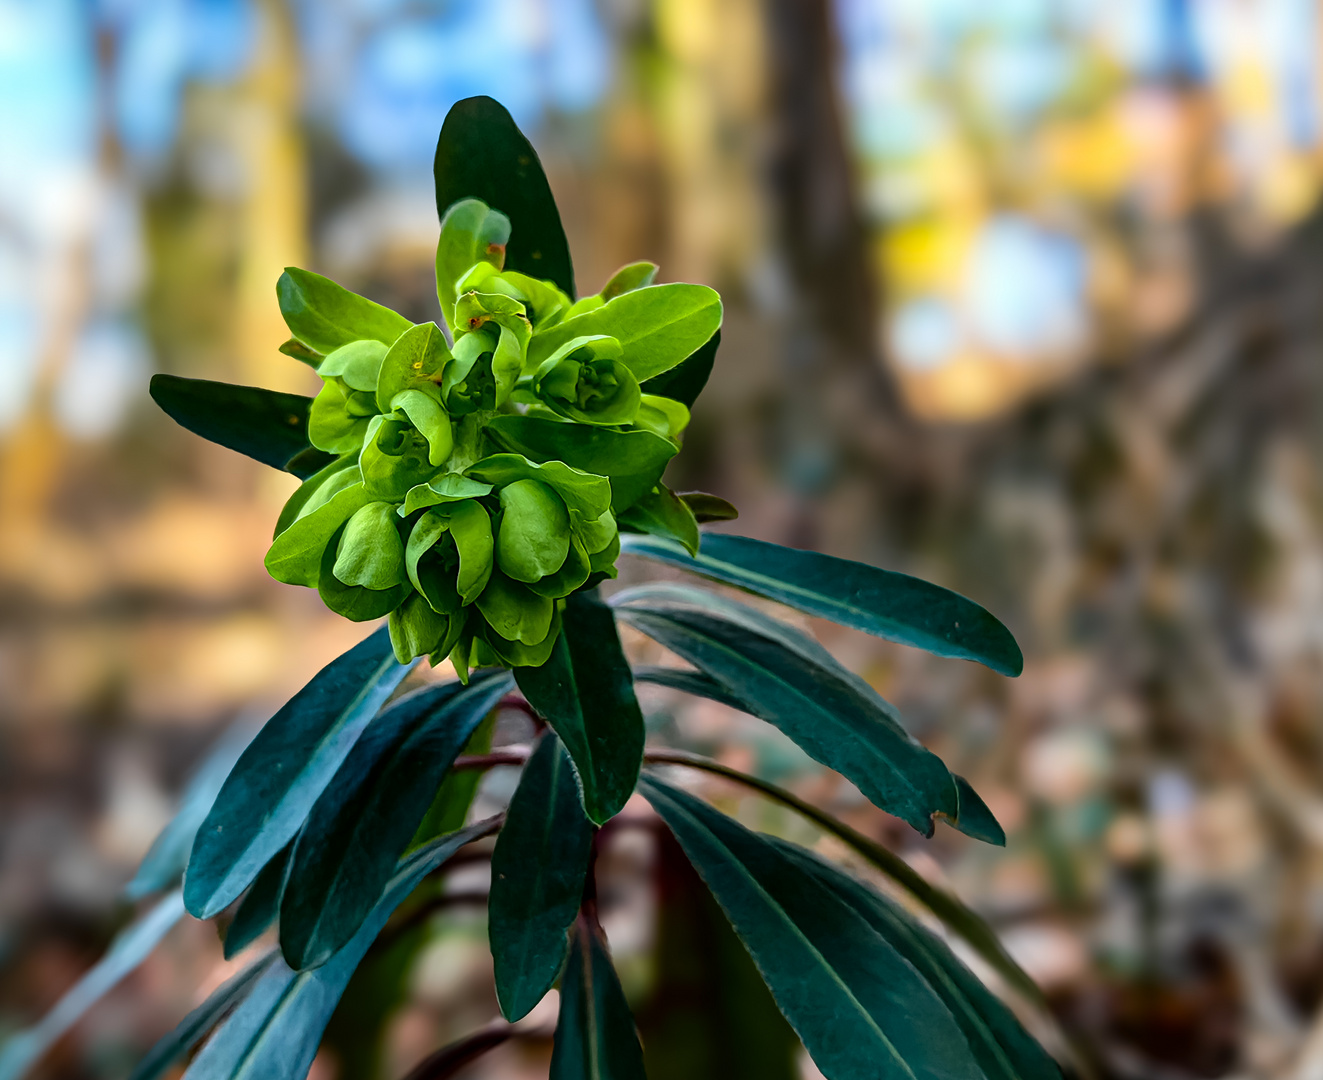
xmin=6 ymin=0 xmax=1323 ymax=1076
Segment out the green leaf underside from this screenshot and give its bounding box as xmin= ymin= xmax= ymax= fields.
xmin=184 ymin=629 xmax=410 ymax=919
xmin=434 ymin=96 xmax=575 ymax=298
xmin=613 ymin=585 xmax=958 ymax=835
xmin=487 ymin=414 xmax=677 ymax=513
xmin=640 ymin=777 xmax=988 ymax=1080
xmin=0 ymin=891 xmax=186 ymax=1080
xmin=489 ymin=732 xmax=594 ymax=1021
xmin=677 ymin=489 xmax=739 ymax=523
xmin=150 ymin=376 xmax=335 ymax=479
xmin=514 ymin=590 xmax=645 ymax=824
xmin=282 ymin=672 xmax=514 ymax=970
xmin=129 ymin=952 xmax=279 ymax=1080
xmin=179 ymin=822 xmax=496 ymax=1080
xmin=550 ymin=923 xmax=647 ymax=1080
xmin=639 ymin=327 xmax=721 ymax=409
xmin=619 ymin=533 xmax=1024 ymax=677
xmin=224 ymin=845 xmax=291 ymax=960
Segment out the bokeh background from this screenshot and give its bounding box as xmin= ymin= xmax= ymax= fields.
xmin=7 ymin=0 xmax=1323 ymax=1077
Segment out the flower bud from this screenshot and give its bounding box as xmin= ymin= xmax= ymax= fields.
xmin=333 ymin=501 xmax=406 ymax=590
xmin=532 ymin=335 xmax=640 ymax=426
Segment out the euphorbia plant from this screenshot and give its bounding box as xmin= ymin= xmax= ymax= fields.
xmin=0 ymin=99 xmax=1064 ymax=1080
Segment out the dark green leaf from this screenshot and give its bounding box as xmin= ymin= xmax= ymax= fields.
xmin=614 ymin=585 xmax=957 ymax=835
xmin=434 ymin=96 xmax=575 ymax=298
xmin=277 ymin=267 xmax=413 ymax=355
xmin=411 ymin=712 xmax=496 ymax=846
xmin=400 ymin=1024 xmax=515 ymax=1080
xmin=620 ymin=533 xmax=1024 ymax=677
xmin=677 ymin=490 xmax=738 ymax=523
xmin=640 ymin=777 xmax=985 ymax=1080
xmin=184 ymin=629 xmax=410 ymax=919
xmin=223 ymin=845 xmax=290 ymax=960
xmin=550 ymin=921 xmax=647 ymax=1080
xmin=514 ymin=590 xmax=644 ymax=824
xmin=150 ymin=376 xmax=336 ymax=479
xmin=489 ymin=732 xmax=594 ymax=1022
xmin=0 ymin=892 xmax=186 ymax=1080
xmin=128 ymin=951 xmax=279 ymax=1080
xmin=640 ymin=327 xmax=720 ymax=409
xmin=487 ymin=415 xmax=677 ymax=513
xmin=952 ymin=776 xmax=1006 ymax=846
xmin=632 ymin=665 xmax=747 ymax=712
xmin=179 ymin=822 xmax=497 ymax=1080
xmin=618 ymin=484 xmax=700 ymax=555
xmin=281 ymin=672 xmax=513 ymax=969
xmin=774 ymin=841 xmax=1061 ymax=1080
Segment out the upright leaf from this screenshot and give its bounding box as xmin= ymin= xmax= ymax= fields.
xmin=150 ymin=376 xmax=336 ymax=479
xmin=514 ymin=590 xmax=645 ymax=824
xmin=434 ymin=96 xmax=575 ymax=298
xmin=614 ymin=586 xmax=958 ymax=835
xmin=277 ymin=267 xmax=413 ymax=355
xmin=281 ymin=672 xmax=513 ymax=969
xmin=620 ymin=533 xmax=1024 ymax=677
xmin=181 ymin=822 xmax=497 ymax=1080
xmin=184 ymin=629 xmax=410 ymax=919
xmin=640 ymin=777 xmax=984 ymax=1080
xmin=550 ymin=921 xmax=647 ymax=1080
xmin=489 ymin=732 xmax=594 ymax=1021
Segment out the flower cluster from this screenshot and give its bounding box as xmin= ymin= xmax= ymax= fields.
xmin=264 ymin=199 xmax=722 ymax=670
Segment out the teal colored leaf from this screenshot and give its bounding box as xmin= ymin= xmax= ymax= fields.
xmin=618 ymin=484 xmax=700 ymax=555
xmin=640 ymin=777 xmax=985 ymax=1080
xmin=514 ymin=589 xmax=644 ymax=824
xmin=280 ymin=672 xmax=513 ymax=970
xmin=411 ymin=711 xmax=496 ymax=846
xmin=184 ymin=629 xmax=410 ymax=919
xmin=0 ymin=891 xmax=186 ymax=1080
xmin=549 ymin=921 xmax=647 ymax=1080
xmin=639 ymin=327 xmax=720 ymax=409
xmin=180 ymin=821 xmax=497 ymax=1080
xmin=620 ymin=533 xmax=1024 ymax=677
xmin=434 ymin=96 xmax=575 ymax=299
xmin=489 ymin=732 xmax=594 ymax=1022
xmin=952 ymin=776 xmax=1006 ymax=846
xmin=128 ymin=951 xmax=279 ymax=1080
xmin=150 ymin=376 xmax=336 ymax=479
xmin=632 ymin=665 xmax=747 ymax=712
xmin=486 ymin=414 xmax=677 ymax=513
xmin=223 ymin=845 xmax=290 ymax=960
xmin=612 ymin=585 xmax=958 ymax=835
xmin=528 ymin=283 xmax=721 ymax=383
xmin=277 ymin=267 xmax=412 ymax=355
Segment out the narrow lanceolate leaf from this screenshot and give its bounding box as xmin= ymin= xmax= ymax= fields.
xmin=951 ymin=776 xmax=1006 ymax=847
xmin=550 ymin=921 xmax=647 ymax=1080
xmin=185 ymin=629 xmax=410 ymax=919
xmin=150 ymin=376 xmax=336 ymax=479
xmin=489 ymin=733 xmax=594 ymax=1021
xmin=620 ymin=533 xmax=1024 ymax=677
xmin=128 ymin=951 xmax=279 ymax=1080
xmin=640 ymin=777 xmax=985 ymax=1080
xmin=223 ymin=845 xmax=291 ymax=960
xmin=127 ymin=724 xmax=254 ymax=899
xmin=434 ymin=96 xmax=575 ymax=298
xmin=613 ymin=585 xmax=958 ymax=835
xmin=181 ymin=822 xmax=497 ymax=1080
xmin=400 ymin=1023 xmax=516 ymax=1080
xmin=774 ymin=842 xmax=1062 ymax=1080
xmin=0 ymin=892 xmax=186 ymax=1080
xmin=633 ymin=665 xmax=747 ymax=712
xmin=514 ymin=590 xmax=645 ymax=824
xmin=281 ymin=672 xmax=513 ymax=969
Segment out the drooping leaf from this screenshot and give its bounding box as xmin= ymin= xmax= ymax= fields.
xmin=620 ymin=533 xmax=1024 ymax=677
xmin=277 ymin=267 xmax=413 ymax=355
xmin=128 ymin=951 xmax=279 ymax=1080
xmin=514 ymin=589 xmax=644 ymax=824
xmin=150 ymin=376 xmax=336 ymax=479
xmin=614 ymin=586 xmax=958 ymax=835
xmin=486 ymin=415 xmax=677 ymax=513
xmin=180 ymin=822 xmax=497 ymax=1080
xmin=399 ymin=1024 xmax=516 ymax=1080
xmin=677 ymin=490 xmax=738 ymax=523
xmin=184 ymin=629 xmax=410 ymax=919
xmin=951 ymin=776 xmax=1007 ymax=846
xmin=640 ymin=777 xmax=985 ymax=1080
xmin=0 ymin=892 xmax=187 ymax=1080
xmin=549 ymin=921 xmax=647 ymax=1080
xmin=640 ymin=327 xmax=721 ymax=409
xmin=433 ymin=96 xmax=575 ymax=298
xmin=410 ymin=711 xmax=496 ymax=846
xmin=280 ymin=672 xmax=513 ymax=970
xmin=632 ymin=665 xmax=747 ymax=712
xmin=618 ymin=485 xmax=700 ymax=555
xmin=223 ymin=844 xmax=291 ymax=960
xmin=489 ymin=732 xmax=594 ymax=1021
